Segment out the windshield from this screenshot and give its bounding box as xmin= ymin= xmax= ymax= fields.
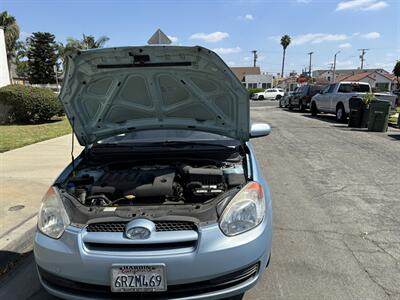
xmin=96 ymin=129 xmax=237 ymax=145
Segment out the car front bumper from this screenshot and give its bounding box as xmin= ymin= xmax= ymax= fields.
xmin=34 ymin=211 xmax=272 ymax=300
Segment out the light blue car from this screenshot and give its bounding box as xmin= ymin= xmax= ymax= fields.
xmin=34 ymin=46 xmax=273 ymax=300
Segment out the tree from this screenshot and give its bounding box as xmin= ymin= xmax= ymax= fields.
xmin=394 ymin=61 xmax=400 ymax=87
xmin=81 ymin=34 xmax=109 ymax=49
xmin=15 ymin=40 xmax=28 ymax=79
xmin=26 ymin=32 xmax=59 ymax=84
xmin=0 ymin=11 xmax=20 ymax=82
xmin=280 ymin=35 xmax=291 ymax=78
xmin=59 ymin=34 xmax=109 ymax=63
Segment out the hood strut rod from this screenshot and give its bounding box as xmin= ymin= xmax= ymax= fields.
xmin=71 ymin=117 xmax=75 ymax=175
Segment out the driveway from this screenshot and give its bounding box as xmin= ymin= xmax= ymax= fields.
xmin=0 ymin=135 xmax=82 ymax=241
xmin=1 ymin=102 xmax=400 ymax=300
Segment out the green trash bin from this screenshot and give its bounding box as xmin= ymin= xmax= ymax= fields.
xmin=367 ymin=100 xmax=391 ymax=132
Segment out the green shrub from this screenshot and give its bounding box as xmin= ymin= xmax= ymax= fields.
xmin=0 ymin=84 xmax=63 ymax=123
xmin=247 ymin=88 xmax=265 ymax=97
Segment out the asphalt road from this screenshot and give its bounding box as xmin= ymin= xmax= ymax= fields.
xmin=1 ymin=100 xmax=399 ymax=300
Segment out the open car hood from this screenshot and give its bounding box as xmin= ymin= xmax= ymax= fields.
xmin=60 ymin=46 xmax=249 ymax=146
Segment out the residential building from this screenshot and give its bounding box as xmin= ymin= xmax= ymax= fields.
xmin=243 ymin=74 xmax=273 ymax=89
xmin=336 ymin=70 xmax=397 ymax=92
xmin=312 ymin=68 xmax=392 ymax=84
xmin=276 ymin=75 xmax=299 ymax=91
xmin=230 ymin=67 xmax=273 ymax=89
xmin=0 ymin=27 xmax=10 ymax=87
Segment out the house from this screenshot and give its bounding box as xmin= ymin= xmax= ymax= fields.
xmin=230 ymin=67 xmax=273 ymax=89
xmin=312 ymin=68 xmax=388 ymax=78
xmin=0 ymin=27 xmax=10 ymax=88
xmin=312 ymin=68 xmax=395 ymax=88
xmin=276 ymin=75 xmax=299 ymax=91
xmin=336 ymin=70 xmax=398 ymax=92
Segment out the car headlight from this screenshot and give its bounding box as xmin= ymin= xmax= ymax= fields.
xmin=38 ymin=187 xmax=70 ymax=239
xmin=219 ymin=182 xmax=265 ymax=236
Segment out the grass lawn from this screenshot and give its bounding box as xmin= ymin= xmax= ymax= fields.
xmin=0 ymin=117 xmax=71 ymax=152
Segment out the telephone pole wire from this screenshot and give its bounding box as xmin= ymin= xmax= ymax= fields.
xmin=358 ymin=48 xmax=369 ymax=70
xmin=252 ymin=50 xmax=258 ymax=67
xmin=308 ymin=52 xmax=314 ymax=78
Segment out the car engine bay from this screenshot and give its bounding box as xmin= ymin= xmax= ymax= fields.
xmin=64 ymin=159 xmax=247 ymax=207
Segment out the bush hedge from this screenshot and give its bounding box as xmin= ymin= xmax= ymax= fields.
xmin=247 ymin=88 xmax=265 ymax=98
xmin=0 ymin=85 xmax=63 ymax=123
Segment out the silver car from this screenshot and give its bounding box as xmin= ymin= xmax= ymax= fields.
xmin=34 ymin=46 xmax=273 ymax=300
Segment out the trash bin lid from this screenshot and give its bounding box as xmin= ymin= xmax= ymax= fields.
xmin=370 ymin=100 xmax=391 ymax=108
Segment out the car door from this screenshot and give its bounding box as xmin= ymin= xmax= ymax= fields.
xmin=264 ymin=89 xmax=273 ymax=99
xmin=292 ymin=86 xmax=303 ymax=105
xmin=319 ymin=84 xmax=336 ymax=111
xmin=270 ymin=89 xmax=277 ymax=99
xmin=334 ymin=83 xmax=350 ymax=112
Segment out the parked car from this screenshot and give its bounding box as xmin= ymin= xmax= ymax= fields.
xmin=279 ymin=91 xmax=294 ymax=108
xmin=34 ymin=46 xmax=273 ymax=300
xmin=289 ymin=85 xmax=324 ymax=111
xmin=310 ymin=81 xmax=396 ymax=122
xmin=252 ymin=88 xmax=285 ymax=100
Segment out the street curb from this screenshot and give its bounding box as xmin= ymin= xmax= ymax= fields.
xmin=0 ymin=214 xmax=37 ymax=276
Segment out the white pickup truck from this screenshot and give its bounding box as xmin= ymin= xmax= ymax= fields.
xmin=310 ymin=81 xmax=397 ymax=122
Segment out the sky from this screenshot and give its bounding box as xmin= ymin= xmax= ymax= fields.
xmin=2 ymin=0 xmax=400 ymax=75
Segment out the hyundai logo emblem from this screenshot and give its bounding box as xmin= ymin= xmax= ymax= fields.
xmin=125 ymin=219 xmax=155 ymax=240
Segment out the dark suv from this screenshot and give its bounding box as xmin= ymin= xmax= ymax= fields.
xmin=289 ymin=85 xmax=324 ymax=111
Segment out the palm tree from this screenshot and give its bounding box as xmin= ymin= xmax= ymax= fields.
xmin=280 ymin=35 xmax=291 ymax=78
xmin=81 ymin=34 xmax=109 ymax=49
xmin=0 ymin=11 xmax=20 ymax=82
xmin=59 ymin=34 xmax=109 ymax=64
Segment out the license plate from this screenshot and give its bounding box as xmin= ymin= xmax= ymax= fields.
xmin=110 ymin=264 xmax=167 ymax=292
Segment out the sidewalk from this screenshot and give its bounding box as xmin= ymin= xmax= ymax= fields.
xmin=0 ymin=134 xmax=82 ymax=252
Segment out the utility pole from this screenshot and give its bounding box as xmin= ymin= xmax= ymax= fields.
xmin=358 ymin=48 xmax=369 ymax=70
xmin=308 ymin=52 xmax=314 ymax=78
xmin=332 ymin=50 xmax=341 ymax=83
xmin=251 ymin=50 xmax=258 ymax=67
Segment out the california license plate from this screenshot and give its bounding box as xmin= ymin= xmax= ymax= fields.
xmin=110 ymin=264 xmax=167 ymax=292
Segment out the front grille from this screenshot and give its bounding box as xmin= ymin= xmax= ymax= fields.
xmin=85 ymin=241 xmax=196 ymax=252
xmin=86 ymin=222 xmax=126 ymax=233
xmin=86 ymin=221 xmax=197 ymax=233
xmin=38 ymin=263 xmax=259 ymax=299
xmin=155 ymin=221 xmax=196 ymax=232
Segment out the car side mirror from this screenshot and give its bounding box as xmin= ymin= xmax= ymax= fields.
xmin=250 ymin=123 xmax=271 ymax=138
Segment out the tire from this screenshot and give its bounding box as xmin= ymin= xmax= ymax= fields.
xmin=223 ymin=293 xmax=244 ymax=300
xmin=336 ymin=103 xmax=347 ymax=122
xmin=276 ymin=95 xmax=282 ymax=100
xmin=311 ymin=102 xmax=318 ymax=116
xmin=258 ymin=95 xmax=264 ymax=100
xmin=299 ymin=101 xmax=305 ymax=112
